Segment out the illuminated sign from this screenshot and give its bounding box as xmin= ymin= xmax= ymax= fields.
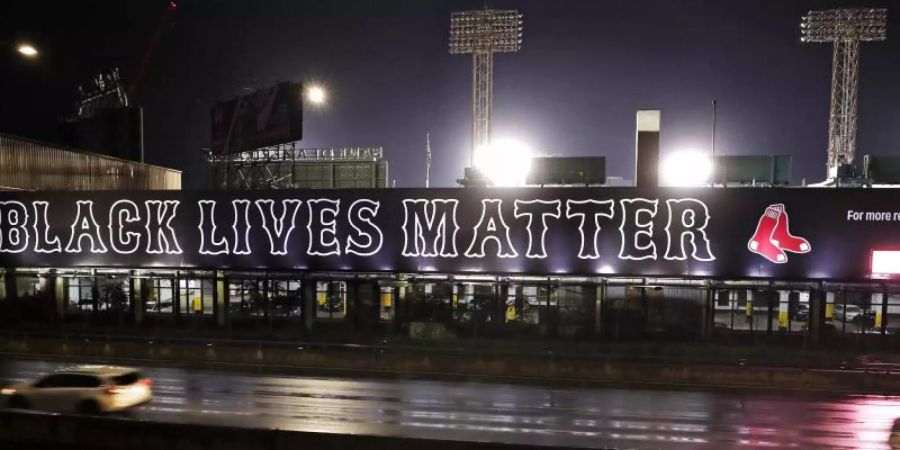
xmin=0 ymin=188 xmax=895 ymax=280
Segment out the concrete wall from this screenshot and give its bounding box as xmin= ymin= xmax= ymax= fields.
xmin=3 ymin=336 xmax=900 ymax=394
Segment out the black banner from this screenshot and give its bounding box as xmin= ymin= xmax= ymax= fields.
xmin=0 ymin=188 xmax=896 ymax=281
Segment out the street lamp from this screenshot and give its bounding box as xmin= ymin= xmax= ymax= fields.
xmin=16 ymin=43 xmax=38 ymax=58
xmin=305 ymin=84 xmax=327 ymax=105
xmin=660 ymin=150 xmax=713 ymax=187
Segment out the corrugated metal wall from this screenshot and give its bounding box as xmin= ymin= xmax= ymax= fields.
xmin=0 ymin=134 xmax=181 ymax=191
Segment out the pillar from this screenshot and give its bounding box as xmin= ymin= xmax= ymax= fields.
xmin=635 ymin=109 xmax=661 ymax=188
xmin=700 ymin=288 xmax=712 ymax=340
xmin=809 ymin=289 xmax=825 ymax=346
xmin=596 ymin=281 xmax=606 ymax=337
xmin=778 ymin=290 xmax=789 ymax=331
xmin=745 ymin=290 xmax=754 ymax=331
xmin=302 ymin=278 xmax=315 ymax=334
xmin=215 ymin=271 xmax=226 ymax=328
xmin=49 ymin=271 xmax=63 ymax=323
xmin=346 ymin=280 xmax=358 ymax=332
xmin=91 ymin=269 xmax=100 ymax=314
xmin=582 ymin=283 xmax=597 ymax=336
xmin=395 ymin=285 xmax=407 ymax=333
xmin=825 ymin=291 xmax=835 ymax=320
xmin=497 ymin=282 xmax=510 ymax=333
xmin=879 ymin=291 xmax=888 ymax=335
xmin=131 ymin=271 xmax=144 ymax=326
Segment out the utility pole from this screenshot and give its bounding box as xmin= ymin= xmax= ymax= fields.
xmin=425 ymin=132 xmax=432 ymax=188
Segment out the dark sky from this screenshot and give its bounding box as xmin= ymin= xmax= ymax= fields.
xmin=1 ymin=0 xmax=897 ymax=188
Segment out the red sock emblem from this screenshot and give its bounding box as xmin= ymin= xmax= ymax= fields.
xmin=769 ymin=203 xmax=810 ymax=254
xmin=747 ymin=204 xmax=811 ymax=264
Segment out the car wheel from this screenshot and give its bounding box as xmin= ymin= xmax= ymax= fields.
xmin=7 ymin=395 xmax=28 ymax=409
xmin=76 ymin=400 xmax=101 ymax=415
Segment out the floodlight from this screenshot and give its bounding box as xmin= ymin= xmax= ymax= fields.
xmin=473 ymin=138 xmax=533 ymax=187
xmin=661 ymin=150 xmax=713 ymax=187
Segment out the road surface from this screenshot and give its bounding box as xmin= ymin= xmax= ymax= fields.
xmin=1 ymin=358 xmax=898 ymax=449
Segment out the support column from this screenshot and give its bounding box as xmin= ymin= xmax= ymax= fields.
xmin=215 ymin=271 xmax=226 ymax=328
xmin=701 ymin=288 xmax=712 ymax=340
xmin=809 ymin=289 xmax=825 ymax=347
xmin=745 ymin=290 xmax=754 ymax=332
xmin=582 ymin=283 xmax=597 ymax=336
xmin=131 ymin=272 xmax=144 ymax=326
xmin=451 ymin=283 xmax=460 ymax=321
xmin=91 ymin=269 xmax=100 ymax=315
xmin=596 ymin=281 xmax=606 ymax=337
xmin=173 ymin=273 xmax=181 ymax=322
xmin=825 ymin=291 xmax=835 ymax=321
xmin=778 ymin=290 xmax=789 ymax=331
xmin=497 ymin=281 xmax=509 ymax=333
xmin=49 ymin=270 xmax=63 ymax=324
xmin=346 ymin=280 xmax=358 ymax=333
xmin=879 ymin=291 xmax=888 ymax=336
xmin=302 ymin=278 xmax=315 ymax=335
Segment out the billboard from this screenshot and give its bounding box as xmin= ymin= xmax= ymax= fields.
xmin=210 ymin=82 xmax=303 ymax=155
xmin=59 ymin=106 xmax=144 ymax=162
xmin=0 ymin=187 xmax=896 ymax=281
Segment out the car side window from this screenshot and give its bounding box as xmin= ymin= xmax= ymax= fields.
xmin=34 ymin=374 xmax=101 ymax=388
xmin=64 ymin=375 xmax=102 ymax=388
xmin=34 ymin=374 xmax=65 ymax=388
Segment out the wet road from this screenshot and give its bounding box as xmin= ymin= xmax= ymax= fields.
xmin=1 ymin=358 xmax=899 ymax=449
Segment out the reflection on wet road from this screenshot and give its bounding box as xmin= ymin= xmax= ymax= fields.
xmin=1 ymin=359 xmax=898 ymax=449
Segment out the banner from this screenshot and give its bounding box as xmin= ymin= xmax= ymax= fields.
xmin=0 ymin=188 xmax=895 ymax=281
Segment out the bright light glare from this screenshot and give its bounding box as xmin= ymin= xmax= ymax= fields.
xmin=473 ymin=138 xmax=533 ymax=187
xmin=306 ymin=85 xmax=326 ymax=105
xmin=872 ymin=250 xmax=900 ymax=275
xmin=661 ymin=150 xmax=713 ymax=186
xmin=16 ymin=44 xmax=38 ymax=58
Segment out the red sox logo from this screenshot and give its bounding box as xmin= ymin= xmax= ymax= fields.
xmin=747 ymin=204 xmax=811 ymax=264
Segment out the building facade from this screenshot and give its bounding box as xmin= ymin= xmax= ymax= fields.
xmin=0 ymin=187 xmax=897 ymax=346
xmin=0 ymin=134 xmax=180 ymax=191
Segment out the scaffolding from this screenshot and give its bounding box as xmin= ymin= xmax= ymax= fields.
xmin=207 ymin=142 xmax=388 ymax=190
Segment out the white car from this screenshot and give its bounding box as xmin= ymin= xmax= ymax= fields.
xmin=2 ymin=365 xmax=152 ymax=414
xmin=834 ymin=304 xmax=863 ymax=323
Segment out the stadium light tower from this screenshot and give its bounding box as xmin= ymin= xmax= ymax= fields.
xmin=449 ymin=8 xmax=523 ymax=181
xmin=801 ymin=8 xmax=887 ymax=177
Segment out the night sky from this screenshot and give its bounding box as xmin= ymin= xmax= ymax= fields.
xmin=1 ymin=0 xmax=897 ymax=188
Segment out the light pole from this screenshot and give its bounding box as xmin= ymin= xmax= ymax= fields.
xmin=449 ymin=8 xmax=524 ymax=186
xmin=801 ymin=8 xmax=887 ymax=177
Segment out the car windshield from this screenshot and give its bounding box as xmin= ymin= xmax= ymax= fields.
xmin=112 ymin=371 xmax=141 ymax=386
xmin=846 ymin=306 xmax=861 ymax=312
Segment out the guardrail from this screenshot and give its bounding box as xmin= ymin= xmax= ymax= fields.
xmin=0 ymin=329 xmax=875 ymax=372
